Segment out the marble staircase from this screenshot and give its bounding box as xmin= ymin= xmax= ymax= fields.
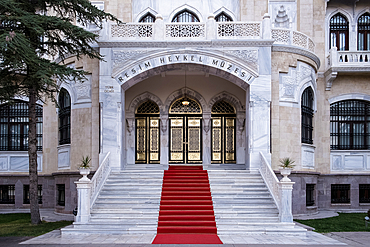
xmin=62 ymin=165 xmax=306 ymax=235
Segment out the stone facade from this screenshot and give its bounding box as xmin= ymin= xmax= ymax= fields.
xmin=1 ymin=0 xmax=370 ymax=216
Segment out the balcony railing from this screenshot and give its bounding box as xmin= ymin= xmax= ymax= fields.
xmin=104 ymin=18 xmax=315 ymax=53
xmin=271 ymin=28 xmax=315 ymax=52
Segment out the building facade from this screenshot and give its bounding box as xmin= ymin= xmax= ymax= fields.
xmin=1 ymin=0 xmax=370 ymax=216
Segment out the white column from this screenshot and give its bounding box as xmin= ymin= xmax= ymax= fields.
xmin=75 ymin=179 xmax=91 ymax=223
xmin=262 ymin=13 xmax=271 ymax=39
xmin=154 ymin=14 xmax=164 ymax=40
xmin=279 ymin=181 xmax=295 ymax=223
xmin=160 ymin=115 xmax=169 ymax=164
xmin=206 ymin=14 xmax=216 ymax=40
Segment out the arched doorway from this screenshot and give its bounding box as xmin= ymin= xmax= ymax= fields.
xmin=135 ymin=100 xmax=160 ymax=164
xmin=211 ymin=100 xmax=236 ymax=164
xmin=169 ymin=97 xmax=202 ymax=164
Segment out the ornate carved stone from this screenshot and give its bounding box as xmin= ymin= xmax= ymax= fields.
xmin=113 ymin=50 xmax=147 ymax=74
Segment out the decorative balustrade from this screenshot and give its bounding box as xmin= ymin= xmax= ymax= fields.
xmin=259 ymin=152 xmax=280 ymax=210
xmin=272 ymin=28 xmax=315 ymax=52
xmin=90 ymin=152 xmax=111 ymax=207
xmin=217 ymin=22 xmax=261 ymax=38
xmin=165 ymin=23 xmax=205 ymax=38
xmin=337 ymin=51 xmax=370 ymax=65
xmin=111 ymin=23 xmax=153 ymax=38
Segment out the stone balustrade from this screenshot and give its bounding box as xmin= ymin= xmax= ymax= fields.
xmin=101 ymin=16 xmax=316 ymax=53
xmin=328 ymin=47 xmax=370 ymax=68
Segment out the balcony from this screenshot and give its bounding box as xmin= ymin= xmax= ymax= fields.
xmin=96 ymin=15 xmax=315 ymax=54
xmin=325 ymin=47 xmax=370 ymax=90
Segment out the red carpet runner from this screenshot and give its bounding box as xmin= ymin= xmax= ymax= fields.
xmin=152 ymin=165 xmax=222 ymax=244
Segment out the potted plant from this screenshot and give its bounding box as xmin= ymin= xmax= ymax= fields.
xmin=279 ymin=157 xmax=295 ymax=182
xmin=79 ymin=156 xmax=91 ymax=181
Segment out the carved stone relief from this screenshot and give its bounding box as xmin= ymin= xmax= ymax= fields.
xmin=224 ymin=50 xmax=258 ymax=71
xmin=269 ymin=2 xmax=297 ymax=30
xmin=113 ymin=50 xmax=147 ymax=74
xmin=279 ymin=62 xmax=316 ymax=104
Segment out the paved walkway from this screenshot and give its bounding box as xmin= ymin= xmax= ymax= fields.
xmin=2 ymin=209 xmax=370 ymax=246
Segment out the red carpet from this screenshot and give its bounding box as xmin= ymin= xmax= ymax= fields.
xmin=152 ymin=165 xmax=222 ymax=244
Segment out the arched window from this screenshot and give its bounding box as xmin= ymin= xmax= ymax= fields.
xmin=358 ymin=13 xmax=370 ymax=50
xmin=139 ymin=13 xmax=155 ymax=23
xmin=135 ymin=100 xmax=160 ymax=164
xmin=330 ymin=100 xmax=370 ymax=150
xmin=0 ymin=100 xmax=43 ymax=151
xmin=172 ymin=10 xmax=200 ymax=22
xmin=301 ymin=87 xmax=314 ymax=144
xmin=215 ymin=12 xmax=233 ymax=22
xmin=58 ymin=89 xmax=71 ymax=145
xmin=330 ymin=13 xmax=349 ymax=50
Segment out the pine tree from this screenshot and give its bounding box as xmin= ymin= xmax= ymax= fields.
xmin=0 ymin=0 xmax=120 ymax=224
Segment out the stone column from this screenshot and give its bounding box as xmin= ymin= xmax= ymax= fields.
xmin=206 ymin=14 xmax=216 ymax=40
xmin=279 ymin=181 xmax=295 ymax=223
xmin=75 ymin=178 xmax=91 ymax=223
xmin=262 ymin=13 xmax=271 ymax=39
xmin=202 ymin=113 xmax=211 ymax=164
xmin=154 ymin=14 xmax=164 ymax=40
xmin=160 ymin=115 xmax=169 ymax=164
xmin=125 ymin=117 xmax=135 ymax=165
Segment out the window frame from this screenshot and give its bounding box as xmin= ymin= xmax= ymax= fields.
xmin=0 ymin=100 xmax=43 ymax=151
xmin=57 ymin=184 xmax=65 ymax=206
xmin=139 ymin=13 xmax=156 ymax=23
xmin=358 ymin=13 xmax=370 ymax=51
xmin=58 ymin=89 xmax=71 ymax=145
xmin=23 ymin=185 xmax=42 ymax=204
xmin=301 ymin=87 xmax=314 ymax=144
xmin=306 ymin=184 xmax=315 ymax=206
xmin=331 ymin=184 xmax=350 ymax=204
xmin=330 ymin=13 xmax=349 ymax=51
xmin=359 ymin=184 xmax=370 ymax=203
xmin=172 ymin=10 xmax=200 ymax=23
xmin=330 ymin=100 xmax=370 ymax=150
xmin=215 ymin=12 xmax=233 ymax=22
xmin=0 ymin=185 xmax=15 ymax=204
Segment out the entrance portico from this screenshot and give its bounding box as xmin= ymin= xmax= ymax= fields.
xmin=99 ymin=47 xmax=272 ymax=169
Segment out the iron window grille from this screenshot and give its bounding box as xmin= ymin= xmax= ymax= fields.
xmin=330 ymin=100 xmax=370 ymax=150
xmin=139 ymin=13 xmax=156 ymax=23
xmin=172 ymin=10 xmax=200 ymax=22
xmin=57 ymin=184 xmax=65 ymax=206
xmin=358 ymin=13 xmax=370 ymax=51
xmin=215 ymin=12 xmax=233 ymax=22
xmin=0 ymin=185 xmax=15 ymax=204
xmin=330 ymin=13 xmax=349 ymax=50
xmin=301 ymin=87 xmax=314 ymax=144
xmin=0 ymin=101 xmax=43 ymax=151
xmin=331 ymin=184 xmax=350 ymax=204
xmin=23 ymin=185 xmax=42 ymax=204
xmin=306 ymin=184 xmax=315 ymax=206
xmin=58 ymin=89 xmax=71 ymax=145
xmin=359 ymin=184 xmax=370 ymax=203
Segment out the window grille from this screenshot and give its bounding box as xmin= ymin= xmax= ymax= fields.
xmin=169 ymin=98 xmax=202 ymax=114
xmin=139 ymin=13 xmax=156 ymax=23
xmin=358 ymin=13 xmax=370 ymax=50
xmin=136 ymin=101 xmax=160 ymax=114
xmin=331 ymin=184 xmax=350 ymax=204
xmin=23 ymin=185 xmax=42 ymax=204
xmin=359 ymin=184 xmax=370 ymax=203
xmin=172 ymin=10 xmax=200 ymax=23
xmin=306 ymin=184 xmax=315 ymax=206
xmin=301 ymin=87 xmax=314 ymax=144
xmin=330 ymin=13 xmax=349 ymax=50
xmin=0 ymin=185 xmax=15 ymax=204
xmin=57 ymin=184 xmax=65 ymax=206
xmin=0 ymin=101 xmax=43 ymax=151
xmin=212 ymin=100 xmax=235 ymax=114
xmin=215 ymin=12 xmax=232 ymax=22
xmin=58 ymin=89 xmax=71 ymax=145
xmin=330 ymin=100 xmax=370 ymax=150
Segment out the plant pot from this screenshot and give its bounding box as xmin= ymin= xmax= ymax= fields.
xmin=79 ymin=167 xmax=90 ymax=181
xmin=279 ymin=168 xmax=292 ymax=182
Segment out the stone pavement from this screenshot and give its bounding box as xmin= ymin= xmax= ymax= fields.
xmin=2 ymin=209 xmax=370 ymax=246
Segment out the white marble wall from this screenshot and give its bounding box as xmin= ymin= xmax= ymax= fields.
xmin=331 ymin=151 xmax=370 ymax=172
xmin=0 ymin=152 xmax=42 ymax=172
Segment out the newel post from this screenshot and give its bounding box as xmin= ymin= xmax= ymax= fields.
xmin=75 ymin=177 xmax=92 ymax=223
xmin=154 ymin=14 xmax=165 ymax=40
xmin=262 ymin=13 xmax=271 ymax=39
xmin=278 ymin=181 xmax=295 ymax=222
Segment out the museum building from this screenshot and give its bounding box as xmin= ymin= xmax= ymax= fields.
xmin=1 ymin=0 xmax=370 ymax=234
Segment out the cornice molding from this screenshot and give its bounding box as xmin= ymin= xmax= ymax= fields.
xmin=272 ymin=44 xmax=320 ymax=69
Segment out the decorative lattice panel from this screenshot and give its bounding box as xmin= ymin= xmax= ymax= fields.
xmin=212 ymin=101 xmax=235 ymax=114
xmin=165 ymin=23 xmax=205 ymax=38
xmin=169 ymin=98 xmax=201 ymax=114
xmin=111 ymin=24 xmax=153 ymax=38
xmin=217 ymin=23 xmax=261 ymax=38
xmin=293 ymin=31 xmax=308 ymax=49
xmin=136 ymin=101 xmax=159 ymax=114
xmin=271 ymin=29 xmax=290 ymax=44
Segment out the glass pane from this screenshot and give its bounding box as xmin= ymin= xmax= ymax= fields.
xmin=339 ymin=33 xmax=346 ymax=51
xmin=331 ymin=32 xmax=337 ymax=49
xmin=359 ymin=33 xmax=364 ymax=50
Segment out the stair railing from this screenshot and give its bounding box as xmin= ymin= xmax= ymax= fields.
xmin=259 ymin=152 xmax=295 ymax=223
xmin=259 ymin=152 xmax=280 ymax=210
xmin=90 ymin=152 xmax=111 ymax=207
